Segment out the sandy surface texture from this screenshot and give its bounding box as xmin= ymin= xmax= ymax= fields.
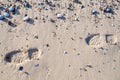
xmin=0 ymin=0 xmax=120 ymax=80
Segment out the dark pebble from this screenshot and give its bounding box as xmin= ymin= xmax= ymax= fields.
xmin=46 ymin=44 xmax=49 ymax=47
xmin=19 ymin=66 xmax=23 ymax=71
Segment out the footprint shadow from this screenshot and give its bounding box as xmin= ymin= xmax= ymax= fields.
xmin=4 ymin=50 xmax=21 ymax=62
xmin=27 ymin=48 xmax=39 ymax=60
xmin=4 ymin=48 xmax=40 ymax=64
xmin=85 ymin=34 xmax=99 ymax=45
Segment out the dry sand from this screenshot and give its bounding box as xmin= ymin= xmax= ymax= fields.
xmin=0 ymin=0 xmax=120 ymax=80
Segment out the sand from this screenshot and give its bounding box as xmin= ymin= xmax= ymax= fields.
xmin=0 ymin=0 xmax=120 ymax=80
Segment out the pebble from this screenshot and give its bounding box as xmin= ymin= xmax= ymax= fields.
xmin=34 ymin=64 xmax=39 ymax=67
xmin=19 ymin=66 xmax=23 ymax=71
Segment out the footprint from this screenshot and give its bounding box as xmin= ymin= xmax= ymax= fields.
xmin=27 ymin=48 xmax=41 ymax=60
xmin=105 ymin=34 xmax=117 ymax=45
xmin=85 ymin=34 xmax=103 ymax=47
xmin=4 ymin=48 xmax=42 ymax=64
xmin=4 ymin=50 xmax=22 ymax=63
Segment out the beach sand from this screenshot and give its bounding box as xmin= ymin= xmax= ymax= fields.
xmin=0 ymin=0 xmax=120 ymax=80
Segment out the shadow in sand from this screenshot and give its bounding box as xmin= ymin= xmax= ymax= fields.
xmin=85 ymin=34 xmax=99 ymax=45
xmin=105 ymin=34 xmax=113 ymax=43
xmin=27 ymin=48 xmax=38 ymax=59
xmin=4 ymin=50 xmax=21 ymax=62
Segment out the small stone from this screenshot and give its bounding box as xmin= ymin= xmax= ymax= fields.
xmin=77 ymin=53 xmax=80 ymax=55
xmin=46 ymin=44 xmax=49 ymax=47
xmin=81 ymin=5 xmax=85 ymax=9
xmin=35 ymin=64 xmax=39 ymax=67
xmin=35 ymin=17 xmax=38 ymax=20
xmin=34 ymin=35 xmax=38 ymax=39
xmin=86 ymin=65 xmax=93 ymax=68
xmin=50 ymin=19 xmax=55 ymax=23
xmin=98 ymin=70 xmax=101 ymax=73
xmin=24 ymin=72 xmax=30 ymax=75
xmin=80 ymin=37 xmax=82 ymax=39
xmin=84 ymin=68 xmax=87 ymax=71
xmin=68 ymin=65 xmax=71 ymax=67
xmin=64 ymin=51 xmax=68 ymax=54
xmin=8 ymin=21 xmax=12 ymax=25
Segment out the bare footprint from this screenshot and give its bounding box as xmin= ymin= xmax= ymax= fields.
xmin=4 ymin=48 xmax=42 ymax=64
